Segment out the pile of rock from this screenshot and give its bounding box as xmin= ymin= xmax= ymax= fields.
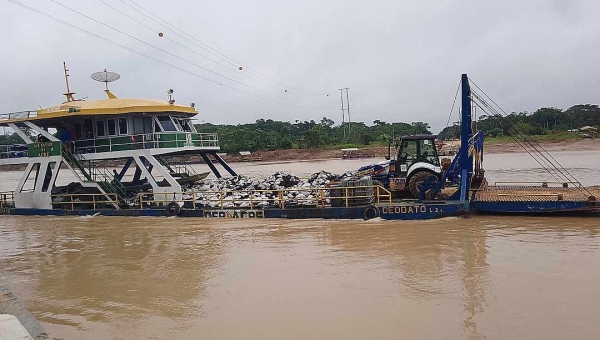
xmin=177 ymin=170 xmax=345 ymax=209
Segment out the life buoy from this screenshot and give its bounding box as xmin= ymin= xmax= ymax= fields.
xmin=166 ymin=201 xmax=180 ymax=217
xmin=363 ymin=205 xmax=380 ymax=220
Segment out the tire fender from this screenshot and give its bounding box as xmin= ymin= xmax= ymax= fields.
xmin=166 ymin=201 xmax=180 ymax=217
xmin=363 ymin=205 xmax=380 ymax=220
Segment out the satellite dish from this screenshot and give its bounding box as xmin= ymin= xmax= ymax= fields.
xmin=91 ymin=69 xmax=120 ymax=90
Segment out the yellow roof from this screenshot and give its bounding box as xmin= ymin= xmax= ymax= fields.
xmin=1 ymin=96 xmax=197 ymax=125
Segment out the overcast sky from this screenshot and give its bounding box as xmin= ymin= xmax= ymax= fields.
xmin=2 ymin=0 xmax=600 ymax=133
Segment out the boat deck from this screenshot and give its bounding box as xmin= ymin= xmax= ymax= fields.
xmin=472 ymin=184 xmax=600 ymax=214
xmin=474 ymin=185 xmax=600 ymax=202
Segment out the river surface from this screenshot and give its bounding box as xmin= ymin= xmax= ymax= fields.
xmin=1 ymin=151 xmax=600 ymax=339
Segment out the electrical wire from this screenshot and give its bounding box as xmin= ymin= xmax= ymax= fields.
xmin=97 ymin=0 xmax=306 ymax=95
xmin=4 ymin=0 xmax=333 ymax=111
xmin=123 ymin=0 xmax=329 ymax=96
xmin=45 ymin=0 xmax=334 ymax=110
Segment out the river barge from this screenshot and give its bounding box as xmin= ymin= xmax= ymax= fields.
xmin=0 ymin=67 xmax=475 ymax=220
xmin=0 ymin=70 xmax=597 ymax=219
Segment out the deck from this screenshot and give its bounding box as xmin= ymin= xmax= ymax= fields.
xmin=472 ymin=184 xmax=600 ymax=214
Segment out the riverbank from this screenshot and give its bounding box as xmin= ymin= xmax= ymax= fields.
xmin=240 ymin=138 xmax=600 ymax=162
xmin=1 ymin=138 xmax=598 ymax=171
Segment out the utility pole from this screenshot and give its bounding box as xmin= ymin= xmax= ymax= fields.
xmin=339 ymin=87 xmax=350 ymax=140
xmin=345 ymin=88 xmax=350 ymax=139
xmin=339 ymin=89 xmax=346 ymax=138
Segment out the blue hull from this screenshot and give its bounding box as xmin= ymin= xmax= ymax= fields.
xmin=1 ymin=202 xmax=467 ymax=220
xmin=472 ymin=201 xmax=600 ymax=215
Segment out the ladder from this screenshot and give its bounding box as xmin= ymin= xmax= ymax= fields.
xmin=61 ymin=146 xmax=125 ymax=208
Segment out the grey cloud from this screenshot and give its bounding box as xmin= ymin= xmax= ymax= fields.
xmin=2 ymin=0 xmax=600 ymax=134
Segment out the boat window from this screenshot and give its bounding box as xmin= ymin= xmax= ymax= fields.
xmin=118 ymin=118 xmax=128 ymax=135
xmin=83 ymin=119 xmax=94 ymax=139
xmin=399 ymin=140 xmax=417 ymax=165
xmin=95 ymin=120 xmax=106 ymax=137
xmin=178 ymin=119 xmax=194 ymax=132
xmin=156 ymin=116 xmax=177 ymax=131
xmin=188 ymin=120 xmax=196 ymax=132
xmin=107 ymin=119 xmax=117 ymax=136
xmin=173 ymin=118 xmax=184 ymax=132
xmin=419 ymin=139 xmax=440 ymax=166
xmin=154 ymin=119 xmax=162 ymax=133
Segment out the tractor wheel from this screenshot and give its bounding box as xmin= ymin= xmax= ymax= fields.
xmin=408 ymin=171 xmax=432 ymax=198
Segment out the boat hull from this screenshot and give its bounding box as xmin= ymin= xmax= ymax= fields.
xmin=1 ymin=202 xmax=467 ymax=220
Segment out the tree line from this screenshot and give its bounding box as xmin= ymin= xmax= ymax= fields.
xmin=2 ymin=103 xmax=598 ymax=151
xmin=194 ymin=119 xmax=432 ymax=153
xmin=438 ymin=104 xmax=600 ymax=140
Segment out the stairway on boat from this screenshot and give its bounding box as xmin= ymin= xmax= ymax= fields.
xmin=61 ymin=147 xmax=125 ymax=208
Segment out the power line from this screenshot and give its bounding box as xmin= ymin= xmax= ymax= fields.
xmin=97 ymin=0 xmax=304 ymax=95
xmin=124 ymin=0 xmax=329 ymax=96
xmin=45 ymin=0 xmax=334 ymax=110
xmin=3 ymin=0 xmax=332 ymax=111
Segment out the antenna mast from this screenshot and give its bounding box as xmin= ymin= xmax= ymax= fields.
xmin=63 ymin=62 xmax=76 ymax=102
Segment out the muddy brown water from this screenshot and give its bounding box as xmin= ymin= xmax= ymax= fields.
xmin=1 ymin=151 xmax=600 ymax=339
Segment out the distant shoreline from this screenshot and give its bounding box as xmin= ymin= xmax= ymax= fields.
xmin=238 ymin=138 xmax=600 ymax=163
xmin=1 ymin=139 xmax=598 ymax=172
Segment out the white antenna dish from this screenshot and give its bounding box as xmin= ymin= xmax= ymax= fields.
xmin=91 ymin=69 xmax=120 ymax=90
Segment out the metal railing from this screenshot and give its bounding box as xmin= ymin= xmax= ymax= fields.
xmin=496 ymin=193 xmax=565 ymax=200
xmin=139 ymin=185 xmax=393 ymax=210
xmin=493 ymin=181 xmax=582 ymax=188
xmin=51 ymin=193 xmax=119 ymax=210
xmin=156 ymin=155 xmax=197 ymax=177
xmin=0 ymin=191 xmax=15 ymax=208
xmin=0 ymin=111 xmax=37 ymax=121
xmin=73 ymin=132 xmax=219 ymax=154
xmin=0 ymin=144 xmax=29 ymax=159
xmin=61 ymin=147 xmax=126 ymax=199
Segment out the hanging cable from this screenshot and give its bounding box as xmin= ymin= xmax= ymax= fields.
xmin=469 ymin=80 xmax=588 ymax=193
xmin=472 ymin=99 xmax=565 ymax=184
xmin=4 ymin=0 xmax=333 ymax=111
xmin=445 ymin=79 xmax=461 ymax=132
xmin=122 ymin=0 xmax=329 ymax=96
xmin=469 ymin=84 xmax=591 ymax=197
xmin=45 ymin=0 xmax=335 ymax=110
xmin=97 ymin=0 xmax=309 ymax=94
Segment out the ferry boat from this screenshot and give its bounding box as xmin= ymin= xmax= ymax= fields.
xmin=0 ymin=66 xmax=237 ymax=211
xmin=3 ymin=70 xmax=592 ymax=219
xmin=0 ymin=67 xmax=475 ymax=219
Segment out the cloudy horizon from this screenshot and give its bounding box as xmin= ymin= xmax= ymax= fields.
xmin=2 ymin=0 xmax=600 ymax=133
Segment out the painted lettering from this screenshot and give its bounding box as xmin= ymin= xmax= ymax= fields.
xmin=204 ymin=210 xmax=265 ymax=219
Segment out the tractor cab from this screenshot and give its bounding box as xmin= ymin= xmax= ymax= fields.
xmin=383 ymin=134 xmax=442 ymax=198
xmin=396 ymin=135 xmax=440 ymax=175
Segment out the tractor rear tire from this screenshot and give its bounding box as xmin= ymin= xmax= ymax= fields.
xmin=408 ymin=171 xmax=432 ymax=198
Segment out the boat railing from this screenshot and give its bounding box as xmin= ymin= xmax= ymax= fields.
xmin=138 ymin=185 xmax=393 ymax=210
xmin=492 ymin=181 xmax=583 ymax=188
xmin=72 ymin=132 xmax=219 ymax=154
xmin=0 ymin=111 xmax=37 ymax=121
xmin=0 ymin=191 xmax=15 ymax=209
xmin=0 ymin=144 xmax=29 ymax=159
xmin=51 ymin=193 xmax=120 ymax=210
